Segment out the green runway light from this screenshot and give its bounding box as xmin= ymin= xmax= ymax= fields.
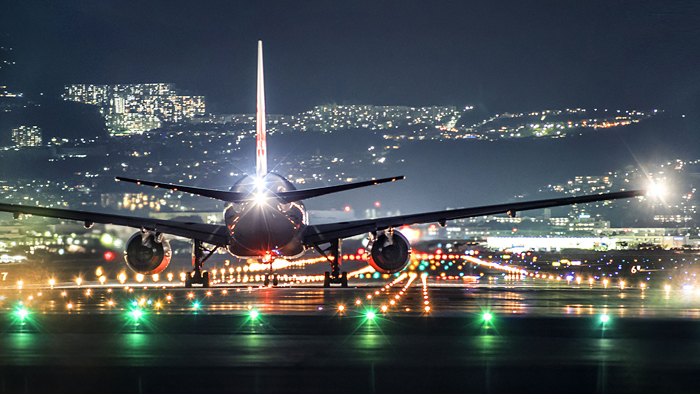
xmin=483 ymin=312 xmax=493 ymax=322
xmin=193 ymin=302 xmax=200 ymax=309
xmin=250 ymin=310 xmax=259 ymax=319
xmin=131 ymin=301 xmax=138 ymax=307
xmin=16 ymin=308 xmax=28 ymax=320
xmin=131 ymin=309 xmax=143 ymax=320
xmin=600 ymin=314 xmax=610 ymax=323
xmin=366 ymin=311 xmax=376 ymax=320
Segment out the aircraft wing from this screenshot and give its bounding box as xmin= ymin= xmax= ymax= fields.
xmin=0 ymin=203 xmax=229 ymax=246
xmin=302 ymin=190 xmax=646 ymax=245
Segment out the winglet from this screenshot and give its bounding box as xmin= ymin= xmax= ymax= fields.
xmin=256 ymin=40 xmax=268 ymax=177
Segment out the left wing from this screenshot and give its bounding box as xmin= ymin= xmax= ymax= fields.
xmin=303 ymin=190 xmax=646 ymax=245
xmin=0 ymin=203 xmax=229 ymax=246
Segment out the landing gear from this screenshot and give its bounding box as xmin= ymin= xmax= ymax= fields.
xmin=264 ymin=273 xmax=279 ymax=287
xmin=315 ymin=239 xmax=348 ymax=288
xmin=185 ymin=239 xmax=217 ymax=288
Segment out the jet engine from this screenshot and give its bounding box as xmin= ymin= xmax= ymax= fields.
xmin=367 ymin=231 xmax=411 ymax=274
xmin=124 ymin=231 xmax=172 ymax=274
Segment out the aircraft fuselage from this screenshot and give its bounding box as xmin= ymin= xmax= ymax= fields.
xmin=223 ymin=173 xmax=308 ymax=258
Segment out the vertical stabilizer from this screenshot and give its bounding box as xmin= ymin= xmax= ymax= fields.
xmin=256 ymin=40 xmax=268 ymax=177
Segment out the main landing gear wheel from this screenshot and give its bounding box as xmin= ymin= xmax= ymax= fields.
xmin=202 ymin=272 xmax=210 ymax=288
xmin=185 ymin=239 xmax=218 ymax=288
xmin=185 ymin=271 xmax=210 ymax=288
xmin=319 ymin=239 xmax=349 ymax=288
xmin=264 ymin=274 xmax=279 ymax=287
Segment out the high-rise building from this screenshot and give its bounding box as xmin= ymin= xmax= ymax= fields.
xmin=11 ymin=126 xmax=42 ymax=147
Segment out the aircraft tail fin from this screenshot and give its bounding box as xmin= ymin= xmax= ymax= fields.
xmin=256 ymin=40 xmax=268 ymax=177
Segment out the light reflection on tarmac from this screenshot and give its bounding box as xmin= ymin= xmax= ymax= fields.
xmin=3 ymin=277 xmax=700 ymax=393
xmin=2 ymin=276 xmax=700 ymax=318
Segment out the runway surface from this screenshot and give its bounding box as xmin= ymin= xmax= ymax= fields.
xmin=2 ymin=277 xmax=700 ymax=393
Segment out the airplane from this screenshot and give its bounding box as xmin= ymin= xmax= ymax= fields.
xmin=0 ymin=41 xmax=647 ymax=288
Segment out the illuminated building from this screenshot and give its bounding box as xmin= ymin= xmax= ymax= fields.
xmin=11 ymin=126 xmax=42 ymax=147
xmin=63 ymin=83 xmax=206 ymax=134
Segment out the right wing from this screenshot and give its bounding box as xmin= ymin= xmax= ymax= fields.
xmin=303 ymin=190 xmax=647 ymax=245
xmin=0 ymin=203 xmax=229 ymax=246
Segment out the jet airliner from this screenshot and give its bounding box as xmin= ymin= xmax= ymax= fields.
xmin=0 ymin=41 xmax=647 ymax=287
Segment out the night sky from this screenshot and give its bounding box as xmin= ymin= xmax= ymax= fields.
xmin=1 ymin=0 xmax=699 ymax=115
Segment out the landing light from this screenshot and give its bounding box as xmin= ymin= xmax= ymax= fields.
xmin=253 ymin=176 xmax=266 ymax=192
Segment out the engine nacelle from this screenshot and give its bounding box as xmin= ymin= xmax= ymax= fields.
xmin=367 ymin=231 xmax=411 ymax=274
xmin=124 ymin=231 xmax=172 ymax=275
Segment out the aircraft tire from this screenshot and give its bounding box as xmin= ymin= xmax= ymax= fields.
xmin=272 ymin=274 xmax=279 ymax=286
xmin=202 ymin=272 xmax=210 ymax=288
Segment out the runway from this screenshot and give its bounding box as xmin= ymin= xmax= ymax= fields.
xmin=2 ymin=277 xmax=700 ymax=393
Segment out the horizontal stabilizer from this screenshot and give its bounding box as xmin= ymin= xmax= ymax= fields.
xmin=276 ymin=176 xmax=404 ymax=202
xmin=116 ymin=175 xmax=404 ymax=203
xmin=116 ymin=177 xmax=248 ymax=202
